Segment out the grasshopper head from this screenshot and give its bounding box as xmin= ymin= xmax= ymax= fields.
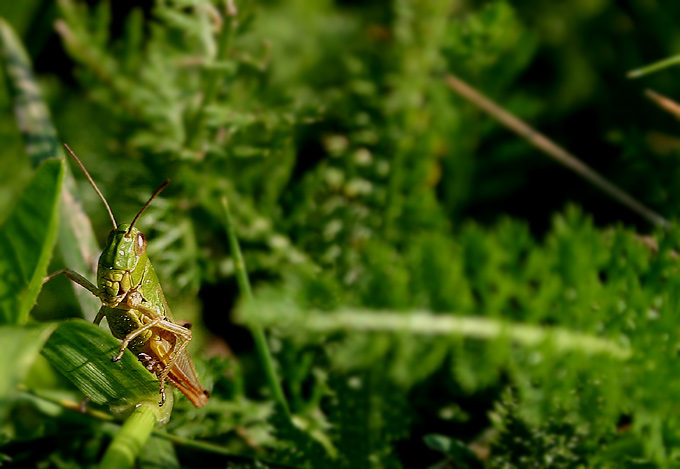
xmin=100 ymin=224 xmax=148 ymax=270
xmin=98 ymin=224 xmax=148 ymax=298
xmin=93 ymin=179 xmax=169 ymax=300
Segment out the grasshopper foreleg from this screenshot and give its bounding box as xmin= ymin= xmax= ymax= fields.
xmin=44 ymin=269 xmax=102 ymax=299
xmin=93 ymin=307 xmax=106 ymax=326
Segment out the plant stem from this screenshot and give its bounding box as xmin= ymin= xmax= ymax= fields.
xmin=20 ymin=386 xmax=114 ymax=421
xmin=627 ymin=54 xmax=680 ymax=78
xmin=444 ymin=73 xmax=669 ymax=229
xmin=21 ymin=389 xmax=277 ymax=461
xmin=99 ymin=403 xmax=158 ymax=469
xmin=184 ymin=4 xmax=238 ymax=150
xmin=221 ymin=197 xmax=291 ymax=418
xmin=247 ymin=307 xmax=632 ymax=360
xmin=151 ymin=430 xmax=293 ymax=467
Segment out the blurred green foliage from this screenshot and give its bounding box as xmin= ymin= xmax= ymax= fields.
xmin=3 ymin=0 xmax=680 ymax=467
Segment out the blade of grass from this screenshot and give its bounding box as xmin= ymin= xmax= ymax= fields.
xmin=0 ymin=17 xmax=58 ymax=166
xmin=221 ymin=196 xmax=291 ymax=419
xmin=627 ymin=54 xmax=680 ymax=79
xmin=444 ymin=73 xmax=669 ymax=229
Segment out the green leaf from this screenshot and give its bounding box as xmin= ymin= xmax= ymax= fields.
xmin=0 ymin=158 xmax=64 ymax=325
xmin=42 ymin=320 xmax=161 ymax=409
xmin=0 ymin=323 xmax=58 ymax=426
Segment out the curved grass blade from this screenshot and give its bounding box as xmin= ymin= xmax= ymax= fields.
xmin=0 ymin=158 xmax=63 ymax=325
xmin=0 ymin=17 xmax=101 ymax=318
xmin=221 ymin=197 xmax=290 ymax=418
xmin=0 ymin=17 xmax=58 ymax=166
xmin=42 ymin=319 xmax=162 ymax=409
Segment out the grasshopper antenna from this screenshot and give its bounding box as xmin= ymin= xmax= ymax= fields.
xmin=126 ymin=179 xmax=170 ymax=238
xmin=63 ymin=143 xmax=118 ymax=230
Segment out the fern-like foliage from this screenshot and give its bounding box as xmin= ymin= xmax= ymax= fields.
xmin=5 ymin=0 xmax=680 ymax=467
xmin=239 ymin=207 xmax=680 ymax=465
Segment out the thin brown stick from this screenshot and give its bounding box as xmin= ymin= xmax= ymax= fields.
xmin=645 ymin=89 xmax=680 ymax=122
xmin=444 ymin=74 xmax=669 ymax=228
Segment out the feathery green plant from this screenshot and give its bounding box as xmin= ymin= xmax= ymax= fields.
xmin=3 ymin=0 xmax=680 ymax=467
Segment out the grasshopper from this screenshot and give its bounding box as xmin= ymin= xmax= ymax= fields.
xmin=47 ymin=144 xmax=210 ymax=408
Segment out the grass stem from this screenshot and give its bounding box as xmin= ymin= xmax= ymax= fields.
xmin=99 ymin=404 xmax=158 ymax=469
xmin=221 ymin=197 xmax=291 ymax=418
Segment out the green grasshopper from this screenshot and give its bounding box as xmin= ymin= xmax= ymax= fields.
xmin=47 ymin=144 xmax=210 ymax=407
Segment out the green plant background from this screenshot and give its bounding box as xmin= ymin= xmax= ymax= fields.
xmin=2 ymin=0 xmax=680 ymax=467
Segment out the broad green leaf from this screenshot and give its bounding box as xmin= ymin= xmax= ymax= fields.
xmin=0 ymin=16 xmax=100 ymax=317
xmin=0 ymin=323 xmax=58 ymax=426
xmin=0 ymin=158 xmax=63 ymax=325
xmin=42 ymin=320 xmax=161 ymax=409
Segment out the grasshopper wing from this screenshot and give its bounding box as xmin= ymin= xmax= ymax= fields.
xmin=149 ymin=284 xmax=210 ymax=407
xmin=147 ymin=329 xmax=210 ymax=407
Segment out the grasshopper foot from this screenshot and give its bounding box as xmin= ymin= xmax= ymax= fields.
xmin=112 ymin=348 xmax=125 ymax=362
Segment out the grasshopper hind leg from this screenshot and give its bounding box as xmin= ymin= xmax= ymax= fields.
xmin=158 ymin=378 xmax=167 ymax=407
xmin=117 ymin=315 xmax=194 ymax=406
xmin=137 ymin=351 xmax=169 ymax=407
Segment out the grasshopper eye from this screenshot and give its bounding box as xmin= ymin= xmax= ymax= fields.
xmin=135 ymin=232 xmax=147 ymax=256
